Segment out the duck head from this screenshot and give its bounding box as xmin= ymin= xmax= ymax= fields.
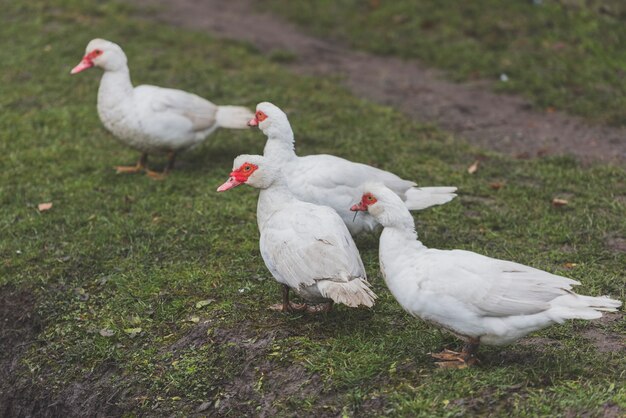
xmin=217 ymin=154 xmax=280 ymax=191
xmin=247 ymin=102 xmax=293 ymax=139
xmin=71 ymin=38 xmax=128 ymax=74
xmin=351 ymin=183 xmax=414 ymax=228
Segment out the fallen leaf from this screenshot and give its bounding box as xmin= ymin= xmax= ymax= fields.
xmin=552 ymin=198 xmax=569 ymax=207
xmin=196 ymin=401 xmax=213 ymax=413
xmin=195 ymin=299 xmax=215 ymax=309
xmin=124 ymin=327 xmax=142 ymax=337
xmin=490 ymin=181 xmax=504 ymax=190
xmin=563 ymin=262 xmax=577 ymax=269
xmin=38 ymin=202 xmax=52 ymax=212
xmin=189 ymin=315 xmax=200 ymax=323
xmin=99 ymin=328 xmax=115 ymax=337
xmin=467 ymin=160 xmax=480 ymax=174
xmin=128 ymin=316 xmax=141 ymax=325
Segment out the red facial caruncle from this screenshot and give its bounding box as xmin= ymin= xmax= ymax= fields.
xmin=350 ymin=193 xmax=378 ymax=212
xmin=217 ymin=162 xmax=259 ymax=192
xmin=247 ymin=110 xmax=268 ymax=127
xmin=70 ymin=49 xmax=104 ymax=74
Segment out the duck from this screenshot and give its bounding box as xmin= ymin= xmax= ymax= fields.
xmin=350 ymin=183 xmax=622 ymax=367
xmin=217 ymin=154 xmax=376 ymax=313
xmin=247 ymin=102 xmax=457 ymax=235
xmin=70 ymin=38 xmax=253 ymax=178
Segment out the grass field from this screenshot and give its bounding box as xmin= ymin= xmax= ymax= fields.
xmin=1 ymin=0 xmax=625 ymax=416
xmin=264 ymin=0 xmax=626 ymax=126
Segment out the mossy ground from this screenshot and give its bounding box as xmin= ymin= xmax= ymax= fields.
xmin=0 ymin=0 xmax=624 ymax=416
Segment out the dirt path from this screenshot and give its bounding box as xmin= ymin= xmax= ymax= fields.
xmin=136 ymin=0 xmax=625 ymax=164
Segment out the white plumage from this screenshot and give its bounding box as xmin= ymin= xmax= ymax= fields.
xmin=352 ymin=183 xmax=621 ymax=366
xmin=248 ymin=102 xmax=457 ymax=235
xmin=71 ymin=38 xmax=253 ymax=177
xmin=217 ymin=154 xmax=376 ymax=312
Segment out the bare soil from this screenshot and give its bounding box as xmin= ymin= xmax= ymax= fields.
xmin=133 ymin=0 xmax=626 ymax=164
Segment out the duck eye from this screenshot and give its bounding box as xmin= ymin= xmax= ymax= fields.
xmin=243 ymin=165 xmax=251 ymax=171
xmin=94 ymin=49 xmax=103 ymax=56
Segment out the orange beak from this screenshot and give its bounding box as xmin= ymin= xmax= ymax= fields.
xmin=217 ymin=176 xmax=242 ymax=192
xmin=70 ymin=56 xmax=94 ymax=74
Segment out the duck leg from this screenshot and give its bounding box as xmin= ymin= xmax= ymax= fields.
xmin=432 ymin=338 xmax=480 ymax=368
xmin=269 ymin=286 xmax=333 ymax=314
xmin=115 ymin=153 xmax=147 ymax=174
xmin=146 ymin=151 xmax=176 ymax=180
xmin=269 ymin=285 xmax=307 ymax=313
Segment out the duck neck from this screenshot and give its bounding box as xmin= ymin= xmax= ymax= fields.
xmin=383 ymin=223 xmax=424 ymax=248
xmin=378 ymin=206 xmax=425 ymax=247
xmin=262 ymin=126 xmax=297 ymax=162
xmin=257 ymin=178 xmax=296 ymax=229
xmin=98 ymin=66 xmax=134 ymax=108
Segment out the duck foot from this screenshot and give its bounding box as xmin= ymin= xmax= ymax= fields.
xmin=115 ymin=153 xmax=147 ymax=174
xmin=268 ymin=285 xmax=333 ymax=314
xmin=303 ymin=302 xmax=333 ymax=314
xmin=268 ymin=302 xmax=307 ymax=312
xmin=145 ymin=151 xmax=176 ymax=180
xmin=145 ymin=169 xmax=168 ymax=180
xmin=431 ymin=339 xmax=480 ymax=369
xmin=267 ymin=301 xmax=333 ymax=314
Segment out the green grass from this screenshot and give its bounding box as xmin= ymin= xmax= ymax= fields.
xmin=1 ymin=0 xmax=625 ymax=416
xmin=263 ymin=0 xmax=626 ymax=126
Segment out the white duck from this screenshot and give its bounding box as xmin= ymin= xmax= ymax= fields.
xmin=71 ymin=38 xmax=253 ymax=178
xmin=247 ymin=102 xmax=457 ymax=235
xmin=217 ymin=154 xmax=376 ymax=313
xmin=351 ymin=183 xmax=622 ymax=367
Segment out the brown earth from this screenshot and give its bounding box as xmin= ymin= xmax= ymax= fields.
xmin=132 ymin=0 xmax=626 ymax=165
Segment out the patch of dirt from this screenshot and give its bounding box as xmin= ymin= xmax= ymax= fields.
xmin=132 ymin=0 xmax=626 ymax=164
xmin=581 ymin=312 xmax=625 ymax=353
xmin=606 ymin=236 xmax=626 ymax=254
xmin=197 ymin=320 xmax=330 ymax=417
xmin=1 ymin=302 xmax=336 ymax=417
xmin=0 ymin=285 xmax=129 ymax=417
xmin=0 ymin=285 xmax=41 ymax=416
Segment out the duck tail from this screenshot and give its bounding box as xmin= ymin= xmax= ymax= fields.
xmin=216 ymin=105 xmax=254 ymax=129
xmin=548 ymin=293 xmax=622 ymax=323
xmin=317 ymin=277 xmax=377 ymax=308
xmin=404 ymin=187 xmax=457 ymax=210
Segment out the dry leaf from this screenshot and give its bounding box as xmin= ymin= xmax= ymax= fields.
xmin=99 ymin=328 xmax=115 ymax=337
xmin=124 ymin=327 xmax=142 ymax=337
xmin=189 ymin=315 xmax=200 ymax=323
xmin=467 ymin=160 xmax=480 ymax=174
xmin=563 ymin=262 xmax=577 ymax=269
xmin=195 ymin=299 xmax=215 ymax=309
xmin=38 ymin=202 xmax=52 ymax=212
xmin=490 ymin=182 xmax=504 ymax=190
xmin=552 ymin=198 xmax=569 ymax=207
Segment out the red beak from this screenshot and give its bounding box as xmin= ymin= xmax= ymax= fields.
xmin=247 ymin=117 xmax=259 ymax=127
xmin=350 ymin=202 xmax=367 ymax=212
xmin=217 ymin=177 xmax=242 ymax=192
xmin=70 ymin=57 xmax=94 ymax=74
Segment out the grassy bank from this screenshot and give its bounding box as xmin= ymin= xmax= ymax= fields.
xmin=1 ymin=0 xmax=624 ymax=416
xmin=264 ymin=0 xmax=626 ymax=126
